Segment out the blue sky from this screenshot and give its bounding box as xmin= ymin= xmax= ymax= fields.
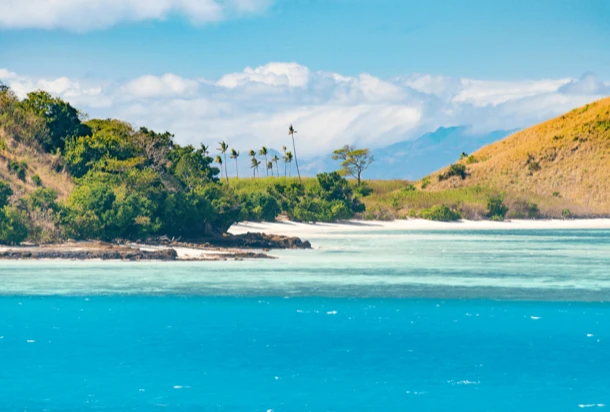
xmin=2 ymin=0 xmax=610 ymax=80
xmin=1 ymin=0 xmax=609 ymax=156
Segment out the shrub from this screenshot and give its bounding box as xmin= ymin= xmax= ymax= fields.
xmin=402 ymin=183 xmax=416 ymax=192
xmin=240 ymin=192 xmax=281 ymax=222
xmin=421 ymin=177 xmax=430 ymax=189
xmin=528 ymin=161 xmax=541 ymax=172
xmin=0 ymin=206 xmax=29 ymax=244
xmin=419 ymin=204 xmax=461 ymax=221
xmin=487 ymin=195 xmax=508 ymax=220
xmin=32 ymin=175 xmax=42 ymax=187
xmin=407 ymin=209 xmax=417 ymax=218
xmin=7 ymin=160 xmax=28 ymax=181
xmin=562 ymin=209 xmax=572 ymax=219
xmin=0 ymin=181 xmax=12 ymax=208
xmin=439 ymin=163 xmax=467 ymax=181
xmin=459 ymin=152 xmax=468 ymax=160
xmin=466 ymin=155 xmax=479 ymax=164
xmin=354 ymin=182 xmax=373 ymax=197
xmin=552 ymin=191 xmax=560 ymax=197
xmin=0 ymin=138 xmax=7 ymax=151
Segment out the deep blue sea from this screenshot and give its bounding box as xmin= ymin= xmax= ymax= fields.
xmin=1 ymin=229 xmax=609 ymax=411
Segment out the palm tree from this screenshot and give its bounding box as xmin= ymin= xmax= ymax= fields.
xmin=214 ymin=155 xmax=223 ymax=180
xmin=282 ymin=146 xmax=287 ymax=177
xmin=272 ymin=154 xmax=280 ymax=177
xmin=288 ymin=125 xmax=301 ymax=183
xmin=250 ymin=157 xmax=261 ymax=177
xmin=266 ymin=161 xmax=273 ymax=177
xmin=200 ymin=144 xmax=209 ymax=156
xmin=259 ymin=146 xmax=269 ymax=177
xmin=230 ymin=148 xmax=240 ymax=179
xmin=285 ymin=151 xmax=294 ymax=177
xmin=218 ymin=141 xmax=229 ymax=183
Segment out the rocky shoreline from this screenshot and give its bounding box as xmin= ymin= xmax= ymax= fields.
xmin=0 ymin=232 xmax=311 ymax=261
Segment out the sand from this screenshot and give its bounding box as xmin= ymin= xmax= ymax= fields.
xmin=229 ymin=219 xmax=610 ymax=238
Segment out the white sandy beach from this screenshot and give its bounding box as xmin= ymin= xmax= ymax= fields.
xmin=229 ymin=218 xmax=610 ymax=238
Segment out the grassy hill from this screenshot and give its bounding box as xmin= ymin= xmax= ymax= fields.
xmin=423 ymin=97 xmax=610 ymax=217
xmin=0 ymin=91 xmax=74 ymax=199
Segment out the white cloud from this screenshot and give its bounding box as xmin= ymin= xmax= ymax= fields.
xmin=0 ymin=0 xmax=272 ymax=31
xmin=217 ymin=62 xmax=311 ymax=89
xmin=123 ymin=74 xmax=200 ymax=98
xmin=1 ymin=63 xmax=607 ymax=157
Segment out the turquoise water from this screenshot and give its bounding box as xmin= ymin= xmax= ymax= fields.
xmin=1 ymin=229 xmax=610 ymax=410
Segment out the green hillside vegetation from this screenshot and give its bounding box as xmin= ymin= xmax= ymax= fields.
xmin=2 ymin=81 xmax=607 ymax=245
xmin=0 ymin=84 xmax=363 ymax=244
xmin=234 ymin=98 xmax=610 ymax=222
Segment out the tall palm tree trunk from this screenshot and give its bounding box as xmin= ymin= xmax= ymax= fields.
xmin=223 ymin=153 xmax=229 ymax=183
xmin=291 ymin=136 xmax=301 ymax=183
xmin=235 ymin=160 xmax=239 ymax=179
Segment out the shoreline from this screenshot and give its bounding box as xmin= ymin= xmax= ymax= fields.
xmin=229 ymin=218 xmax=610 ymax=238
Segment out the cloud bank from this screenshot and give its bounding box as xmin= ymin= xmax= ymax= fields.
xmin=1 ymin=64 xmax=608 ymax=157
xmin=0 ymin=0 xmax=272 ymax=31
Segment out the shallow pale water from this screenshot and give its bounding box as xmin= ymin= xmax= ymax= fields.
xmin=1 ymin=229 xmax=609 ymax=410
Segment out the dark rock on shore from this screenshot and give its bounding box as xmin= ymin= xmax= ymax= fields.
xmin=146 ymin=232 xmax=312 ymax=250
xmin=0 ymin=243 xmax=177 ymax=261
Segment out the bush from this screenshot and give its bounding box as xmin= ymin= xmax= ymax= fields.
xmin=7 ymin=160 xmax=28 ymax=181
xmin=402 ymin=183 xmax=416 ymax=192
xmin=0 ymin=205 xmax=29 ymax=244
xmin=0 ymin=181 xmax=12 ymax=208
xmin=562 ymin=209 xmax=572 ymax=219
xmin=32 ymin=174 xmax=42 ymax=186
xmin=419 ymin=204 xmax=461 ymax=221
xmin=466 ymin=155 xmax=479 ymax=164
xmin=552 ymin=191 xmax=560 ymax=197
xmin=487 ymin=195 xmax=508 ymax=220
xmin=240 ymin=192 xmax=281 ymax=222
xmin=354 ymin=182 xmax=373 ymax=197
xmin=421 ymin=177 xmax=430 ymax=189
xmin=439 ymin=163 xmax=467 ymax=181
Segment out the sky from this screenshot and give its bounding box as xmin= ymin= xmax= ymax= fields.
xmin=1 ymin=0 xmax=610 ymax=156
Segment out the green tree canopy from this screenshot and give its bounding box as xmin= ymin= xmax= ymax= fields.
xmin=20 ymin=91 xmax=90 ymax=152
xmin=332 ymin=145 xmax=374 ymax=186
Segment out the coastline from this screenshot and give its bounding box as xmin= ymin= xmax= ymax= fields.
xmin=229 ymin=218 xmax=610 ymax=238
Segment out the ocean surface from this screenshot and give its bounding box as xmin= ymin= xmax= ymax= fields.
xmin=1 ymin=229 xmax=609 ymax=411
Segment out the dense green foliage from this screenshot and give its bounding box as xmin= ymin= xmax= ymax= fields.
xmin=20 ymin=91 xmax=91 ymax=152
xmin=419 ymin=204 xmax=461 ymax=221
xmin=487 ymin=195 xmax=509 ymax=220
xmin=0 ymin=85 xmax=367 ymax=244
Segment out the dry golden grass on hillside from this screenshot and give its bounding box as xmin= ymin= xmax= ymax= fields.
xmin=426 ymin=97 xmax=610 ymax=216
xmin=0 ymin=129 xmax=74 ymax=199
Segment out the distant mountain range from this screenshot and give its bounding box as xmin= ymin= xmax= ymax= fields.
xmin=300 ymin=126 xmax=514 ymax=180
xmin=226 ymin=126 xmax=514 ymax=180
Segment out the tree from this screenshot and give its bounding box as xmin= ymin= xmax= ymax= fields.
xmin=218 ymin=141 xmax=229 ymax=183
xmin=230 ymin=148 xmax=240 ymax=179
xmin=282 ymin=146 xmax=287 ymax=177
xmin=285 ymin=151 xmax=293 ymax=177
xmin=0 ymin=181 xmax=13 ymax=208
xmin=332 ymin=145 xmax=375 ymax=186
xmin=20 ymin=90 xmax=90 ymax=152
xmin=272 ymin=154 xmax=280 ymax=177
xmin=251 ymin=158 xmax=261 ymax=177
xmin=259 ymin=146 xmax=269 ymax=176
xmin=267 ymin=161 xmax=274 ymax=177
xmin=215 ymin=155 xmax=223 ymax=179
xmin=288 ymin=125 xmax=301 ymax=183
